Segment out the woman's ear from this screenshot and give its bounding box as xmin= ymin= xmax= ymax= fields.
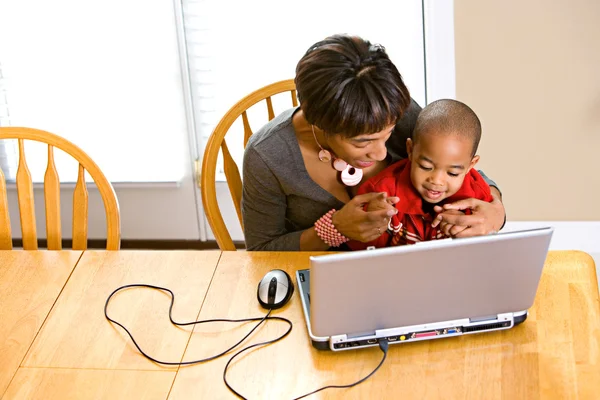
xmin=406 ymin=138 xmax=413 ymax=160
xmin=468 ymin=155 xmax=480 ymax=172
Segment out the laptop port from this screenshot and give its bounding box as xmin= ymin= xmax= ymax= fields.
xmin=387 ymin=336 xmax=398 ymax=342
xmin=413 ymin=330 xmax=438 ymax=339
xmin=367 ymin=339 xmax=378 ymax=344
xmin=334 ymin=343 xmax=346 ymax=349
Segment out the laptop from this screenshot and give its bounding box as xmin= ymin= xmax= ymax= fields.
xmin=296 ymin=227 xmax=553 ymax=351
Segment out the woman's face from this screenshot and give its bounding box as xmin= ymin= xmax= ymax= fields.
xmin=325 ymin=123 xmax=395 ymax=169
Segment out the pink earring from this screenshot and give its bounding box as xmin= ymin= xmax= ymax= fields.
xmin=341 ymin=165 xmax=363 ymax=186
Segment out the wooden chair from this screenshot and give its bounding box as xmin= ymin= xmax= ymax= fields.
xmin=201 ymin=79 xmax=297 ymax=250
xmin=0 ymin=127 xmax=121 ymax=250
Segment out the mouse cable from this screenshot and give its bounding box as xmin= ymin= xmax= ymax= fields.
xmin=225 ymin=339 xmax=390 ymax=400
xmin=104 ymin=284 xmax=293 ymax=365
xmin=105 ymin=284 xmax=388 ymax=399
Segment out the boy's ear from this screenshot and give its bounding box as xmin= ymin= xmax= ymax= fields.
xmin=406 ymin=138 xmax=413 ymax=160
xmin=468 ymin=155 xmax=480 ymax=172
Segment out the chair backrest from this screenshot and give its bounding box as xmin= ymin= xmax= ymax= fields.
xmin=0 ymin=127 xmax=121 ymax=250
xmin=201 ymin=79 xmax=297 ymax=250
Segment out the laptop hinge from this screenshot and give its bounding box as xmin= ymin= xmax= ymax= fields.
xmin=331 ymin=334 xmax=348 ymax=345
xmin=469 ymin=313 xmax=513 ymax=324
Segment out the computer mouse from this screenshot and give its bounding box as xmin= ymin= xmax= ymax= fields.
xmin=257 ymin=269 xmax=294 ymax=309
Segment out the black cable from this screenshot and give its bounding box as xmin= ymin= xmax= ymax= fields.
xmin=104 ymin=284 xmax=291 ymax=365
xmin=225 ymin=339 xmax=389 ymax=400
xmin=290 ymin=339 xmax=389 ymax=400
xmin=105 ymin=284 xmax=389 ymax=399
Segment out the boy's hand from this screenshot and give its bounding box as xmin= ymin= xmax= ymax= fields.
xmin=431 ymin=195 xmax=504 ymax=237
xmin=432 ymin=209 xmax=465 ymax=236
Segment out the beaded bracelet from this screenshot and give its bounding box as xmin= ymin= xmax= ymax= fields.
xmin=314 ymin=209 xmax=349 ymax=247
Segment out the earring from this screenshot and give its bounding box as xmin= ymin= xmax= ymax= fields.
xmin=340 ymin=164 xmax=363 ymax=186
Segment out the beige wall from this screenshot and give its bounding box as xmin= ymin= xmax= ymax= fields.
xmin=454 ymin=0 xmax=600 ymax=220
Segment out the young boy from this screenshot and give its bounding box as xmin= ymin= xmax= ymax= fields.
xmin=348 ymin=99 xmax=493 ymax=250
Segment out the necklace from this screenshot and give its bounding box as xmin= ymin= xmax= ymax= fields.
xmin=311 ymin=125 xmax=363 ymax=186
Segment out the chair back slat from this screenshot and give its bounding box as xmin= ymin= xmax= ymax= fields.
xmin=221 ymin=140 xmax=243 ymax=230
xmin=0 ymin=166 xmax=12 ymax=249
xmin=266 ymin=96 xmax=275 ymax=121
xmin=242 ymin=111 xmax=253 ymax=148
xmin=201 ymin=79 xmax=296 ymax=250
xmin=0 ymin=127 xmax=121 ymax=250
xmin=44 ymin=145 xmax=62 ymax=250
xmin=72 ymin=164 xmax=89 ymax=250
xmin=16 ymin=139 xmax=38 ymax=249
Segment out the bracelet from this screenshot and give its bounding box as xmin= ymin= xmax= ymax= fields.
xmin=314 ymin=209 xmax=349 ymax=247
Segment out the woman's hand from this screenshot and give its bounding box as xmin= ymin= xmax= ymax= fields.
xmin=332 ymin=192 xmax=399 ymax=242
xmin=431 ymin=193 xmax=505 ymax=238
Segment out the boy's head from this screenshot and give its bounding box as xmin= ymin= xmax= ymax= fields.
xmin=406 ymin=99 xmax=482 ymax=204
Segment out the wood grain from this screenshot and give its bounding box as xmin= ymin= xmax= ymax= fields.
xmin=3 ymin=368 xmax=175 ymax=400
xmin=22 ymin=250 xmax=221 ymax=371
xmin=0 ymin=250 xmax=82 ymax=397
xmin=168 ymin=250 xmax=600 ymax=399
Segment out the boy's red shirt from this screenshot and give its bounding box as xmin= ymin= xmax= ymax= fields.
xmin=347 ymin=159 xmax=493 ymax=250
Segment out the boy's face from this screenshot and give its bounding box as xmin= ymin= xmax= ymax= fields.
xmin=406 ymin=132 xmax=479 ymax=204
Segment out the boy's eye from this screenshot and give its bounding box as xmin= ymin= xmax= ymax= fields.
xmin=418 ymin=164 xmax=432 ymax=171
xmin=447 ymin=172 xmax=459 ymax=177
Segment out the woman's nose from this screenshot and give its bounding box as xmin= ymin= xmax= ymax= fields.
xmin=368 ymin=141 xmax=388 ymax=161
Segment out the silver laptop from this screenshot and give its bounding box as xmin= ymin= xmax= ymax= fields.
xmin=296 ymin=227 xmax=553 ymax=351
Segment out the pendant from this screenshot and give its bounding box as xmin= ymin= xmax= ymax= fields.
xmin=318 ymin=149 xmax=332 ymax=163
xmin=333 ymin=158 xmax=347 ymax=172
xmin=341 ymin=164 xmax=363 ymax=186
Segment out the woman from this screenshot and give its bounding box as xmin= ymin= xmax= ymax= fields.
xmin=242 ymin=34 xmax=505 ymax=251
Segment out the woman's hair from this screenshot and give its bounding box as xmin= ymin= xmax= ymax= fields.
xmin=295 ymin=34 xmax=410 ymax=138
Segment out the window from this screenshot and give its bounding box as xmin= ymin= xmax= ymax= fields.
xmin=183 ymin=0 xmax=427 ymax=180
xmin=0 ymin=0 xmax=189 ymax=183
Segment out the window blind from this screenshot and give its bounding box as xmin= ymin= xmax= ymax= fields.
xmin=0 ymin=62 xmax=17 ymax=179
xmin=0 ymin=0 xmax=190 ymax=183
xmin=181 ymin=0 xmax=427 ymax=178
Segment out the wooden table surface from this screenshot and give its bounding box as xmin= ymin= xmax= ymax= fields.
xmin=2 ymin=250 xmax=221 ymax=400
xmin=170 ymin=250 xmax=600 ymax=400
xmin=0 ymin=250 xmax=82 ymax=396
xmin=2 ymin=250 xmax=599 ymax=399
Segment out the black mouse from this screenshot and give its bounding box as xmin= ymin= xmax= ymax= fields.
xmin=257 ymin=269 xmax=294 ymax=309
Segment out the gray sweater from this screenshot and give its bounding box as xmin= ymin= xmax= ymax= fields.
xmin=242 ymin=101 xmax=496 ymax=251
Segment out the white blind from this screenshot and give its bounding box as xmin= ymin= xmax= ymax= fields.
xmin=0 ymin=0 xmax=189 ymax=183
xmin=0 ymin=62 xmax=17 ymax=178
xmin=182 ymin=0 xmax=426 ymax=177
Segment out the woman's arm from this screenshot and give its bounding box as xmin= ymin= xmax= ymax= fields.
xmin=242 ymin=147 xmax=307 ymax=251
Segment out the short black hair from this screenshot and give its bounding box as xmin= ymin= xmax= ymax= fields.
xmin=295 ymin=34 xmax=411 ymax=137
xmin=413 ymin=99 xmax=482 ymax=156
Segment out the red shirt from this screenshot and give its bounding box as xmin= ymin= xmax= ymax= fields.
xmin=347 ymin=159 xmax=493 ymax=250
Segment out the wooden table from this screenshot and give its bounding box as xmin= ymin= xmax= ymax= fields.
xmin=170 ymin=250 xmax=600 ymax=399
xmin=2 ymin=250 xmax=221 ymax=400
xmin=0 ymin=250 xmax=82 ymax=396
xmin=2 ymin=250 xmax=599 ymax=399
